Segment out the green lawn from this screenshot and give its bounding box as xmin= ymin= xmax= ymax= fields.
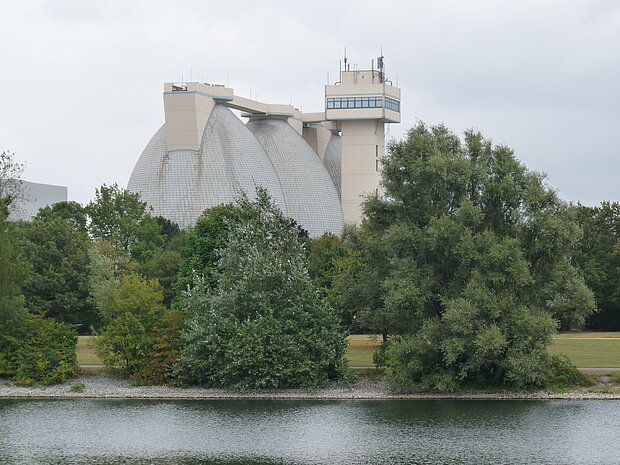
xmin=345 ymin=335 xmax=381 ymax=367
xmin=77 ymin=332 xmax=620 ymax=368
xmin=549 ymin=332 xmax=620 ymax=367
xmin=345 ymin=332 xmax=620 ymax=368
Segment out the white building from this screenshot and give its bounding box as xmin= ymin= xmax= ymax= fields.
xmin=128 ymin=56 xmax=400 ymax=235
xmin=7 ymin=180 xmax=68 ymax=221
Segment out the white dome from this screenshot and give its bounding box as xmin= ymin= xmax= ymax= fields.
xmin=128 ymin=105 xmax=286 ymax=228
xmin=246 ymin=117 xmax=344 ymax=236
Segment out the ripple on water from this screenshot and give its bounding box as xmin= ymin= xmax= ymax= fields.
xmin=0 ymin=399 xmax=619 ymax=465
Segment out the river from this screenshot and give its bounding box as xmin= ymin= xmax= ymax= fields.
xmin=0 ymin=398 xmax=618 ymax=464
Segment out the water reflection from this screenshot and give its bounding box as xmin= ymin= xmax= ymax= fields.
xmin=0 ymin=399 xmax=618 ymax=464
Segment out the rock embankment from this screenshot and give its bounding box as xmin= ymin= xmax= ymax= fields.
xmin=2 ymin=374 xmax=620 ymax=400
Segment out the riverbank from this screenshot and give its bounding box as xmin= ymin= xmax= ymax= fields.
xmin=2 ymin=374 xmax=620 ymax=400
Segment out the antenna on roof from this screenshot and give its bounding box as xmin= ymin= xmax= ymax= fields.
xmin=344 ymin=45 xmax=348 ymax=72
xmin=377 ymin=48 xmax=385 ymax=84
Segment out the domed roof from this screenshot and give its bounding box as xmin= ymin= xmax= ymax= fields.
xmin=323 ymin=133 xmax=342 ymax=200
xmin=246 ymin=117 xmax=344 ymax=236
xmin=128 ymin=104 xmax=286 ymax=228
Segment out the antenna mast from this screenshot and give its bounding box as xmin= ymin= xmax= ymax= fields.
xmin=377 ymin=50 xmax=385 ymax=84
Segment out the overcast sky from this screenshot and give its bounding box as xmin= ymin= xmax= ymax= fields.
xmin=1 ymin=0 xmax=618 ymax=206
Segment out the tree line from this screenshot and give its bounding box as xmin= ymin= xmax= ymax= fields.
xmin=1 ymin=122 xmax=619 ymax=391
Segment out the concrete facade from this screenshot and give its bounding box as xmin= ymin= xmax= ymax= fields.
xmin=7 ymin=180 xmax=68 ymax=221
xmin=128 ymin=55 xmax=400 ymax=232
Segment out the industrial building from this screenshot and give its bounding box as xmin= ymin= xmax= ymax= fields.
xmin=7 ymin=180 xmax=68 ymax=221
xmin=128 ymin=56 xmax=400 ymax=236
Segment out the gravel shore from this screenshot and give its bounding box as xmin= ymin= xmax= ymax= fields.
xmin=2 ymin=374 xmax=620 ymax=400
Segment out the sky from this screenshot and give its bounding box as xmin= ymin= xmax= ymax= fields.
xmin=0 ymin=0 xmax=618 ymax=206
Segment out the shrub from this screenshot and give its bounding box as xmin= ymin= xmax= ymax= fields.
xmin=10 ymin=313 xmax=77 ymax=386
xmin=545 ymin=353 xmax=593 ymax=389
xmin=177 ymin=189 xmax=350 ymax=390
xmin=95 ymin=274 xmax=183 ymax=384
xmin=69 ymin=382 xmax=85 ymax=392
xmin=133 ymin=310 xmax=185 ymax=385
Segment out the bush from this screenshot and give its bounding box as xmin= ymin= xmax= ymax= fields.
xmin=6 ymin=313 xmax=77 ymax=386
xmin=133 ymin=310 xmax=185 ymax=385
xmin=69 ymin=382 xmax=85 ymax=392
xmin=177 ymin=189 xmax=350 ymax=390
xmin=545 ymin=353 xmax=593 ymax=389
xmin=95 ymin=274 xmax=182 ymax=384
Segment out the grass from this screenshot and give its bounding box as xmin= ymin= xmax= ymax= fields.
xmin=346 ymin=335 xmax=381 ymax=367
xmin=345 ymin=332 xmax=620 ymax=368
xmin=77 ymin=336 xmax=102 ymax=365
xmin=548 ymin=332 xmax=620 ymax=367
xmin=77 ymin=332 xmax=620 ymax=369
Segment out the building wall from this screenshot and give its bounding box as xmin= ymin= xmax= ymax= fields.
xmin=8 ymin=180 xmax=68 ymax=221
xmin=339 ymin=120 xmax=384 ymax=223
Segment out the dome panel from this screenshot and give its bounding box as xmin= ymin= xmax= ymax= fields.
xmin=323 ymin=133 xmax=342 ymax=200
xmin=246 ymin=118 xmax=344 ymax=236
xmin=128 ymin=104 xmax=286 ymax=228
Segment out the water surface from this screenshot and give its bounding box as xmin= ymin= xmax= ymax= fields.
xmin=1 ymin=398 xmax=618 ymax=464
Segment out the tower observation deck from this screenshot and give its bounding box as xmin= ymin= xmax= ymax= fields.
xmin=323 ymin=57 xmax=401 ymax=223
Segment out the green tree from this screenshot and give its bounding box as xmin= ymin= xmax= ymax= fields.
xmin=95 ymin=273 xmax=178 ymax=381
xmin=86 ymin=183 xmax=163 ymax=261
xmin=0 ymin=197 xmax=28 ymax=375
xmin=361 ymin=123 xmax=594 ymax=391
xmin=0 ymin=194 xmax=76 ymax=385
xmin=0 ymin=151 xmax=25 ymax=207
xmin=35 ymin=201 xmax=88 ymax=233
xmin=305 ymin=233 xmax=349 ymax=297
xmin=175 ymin=204 xmax=238 ymax=299
xmin=140 ymin=232 xmax=187 ymax=308
xmin=573 ymin=202 xmax=620 ymax=329
xmin=8 ymin=313 xmax=77 ymax=386
xmin=177 ymin=188 xmax=350 ymax=389
xmin=331 ymin=225 xmax=392 ymax=339
xmin=19 ymin=204 xmax=97 ymax=330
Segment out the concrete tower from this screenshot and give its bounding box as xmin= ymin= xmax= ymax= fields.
xmin=324 ymin=56 xmax=401 ymax=223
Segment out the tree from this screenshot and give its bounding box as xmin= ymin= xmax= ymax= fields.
xmin=305 ymin=233 xmax=349 ymax=297
xmin=35 ymin=201 xmax=88 ymax=233
xmin=0 ymin=152 xmax=28 ymax=332
xmin=95 ymin=273 xmax=172 ymax=380
xmin=573 ymin=202 xmax=620 ymax=329
xmin=19 ymin=203 xmax=97 ymax=330
xmin=140 ymin=244 xmax=185 ymax=308
xmin=0 ymin=197 xmax=76 ymax=386
xmin=177 ymin=188 xmax=350 ymax=389
xmin=86 ymin=183 xmax=163 ymax=260
xmin=331 ymin=225 xmax=393 ymax=339
xmin=0 ymin=197 xmax=28 ymax=375
xmin=0 ymin=151 xmax=25 ymax=207
xmin=360 ymin=123 xmax=594 ymax=391
xmin=175 ymin=204 xmax=238 ymax=299
xmin=7 ymin=313 xmax=77 ymax=386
